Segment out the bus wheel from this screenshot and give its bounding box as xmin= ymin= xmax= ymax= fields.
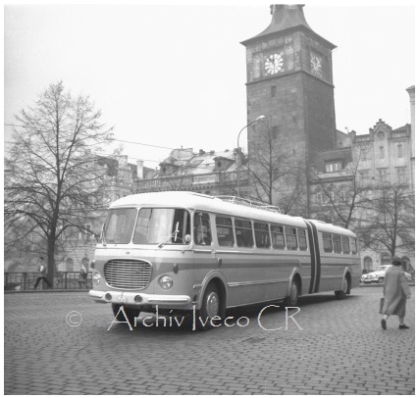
xmin=335 ymin=275 xmax=350 ymax=299
xmin=198 ymin=283 xmax=222 ymax=330
xmin=112 ymin=304 xmax=139 ymax=325
xmin=284 ymin=279 xmax=299 ymax=307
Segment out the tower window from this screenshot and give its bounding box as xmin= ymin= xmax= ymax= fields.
xmin=271 ymin=86 xmax=277 ymax=97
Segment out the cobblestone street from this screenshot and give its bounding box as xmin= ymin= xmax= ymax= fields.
xmin=4 ymin=286 xmax=415 ymax=395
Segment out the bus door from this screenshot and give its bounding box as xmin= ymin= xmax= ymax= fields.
xmin=192 ymin=211 xmax=218 ymax=290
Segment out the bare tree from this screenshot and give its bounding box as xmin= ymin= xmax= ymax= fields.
xmin=358 ymin=183 xmax=415 ymax=257
xmin=310 ymin=145 xmax=372 ymax=229
xmin=246 ymin=120 xmax=308 ymax=215
xmin=4 ymin=81 xmax=119 ymax=283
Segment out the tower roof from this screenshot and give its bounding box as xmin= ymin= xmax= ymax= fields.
xmin=241 ymin=4 xmax=336 ymax=49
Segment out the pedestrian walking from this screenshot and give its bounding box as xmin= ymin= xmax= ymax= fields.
xmin=33 ymin=257 xmax=52 ymax=289
xmin=78 ymin=262 xmax=88 ymax=288
xmin=381 ymin=256 xmax=411 ymax=330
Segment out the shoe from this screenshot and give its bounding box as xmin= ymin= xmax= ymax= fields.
xmin=399 ymin=325 xmax=409 ymax=329
xmin=381 ymin=319 xmax=387 ymax=330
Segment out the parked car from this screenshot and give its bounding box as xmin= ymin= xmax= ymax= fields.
xmin=361 ymin=265 xmax=413 ymax=284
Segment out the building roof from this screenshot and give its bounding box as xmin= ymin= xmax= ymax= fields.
xmin=241 ymin=4 xmax=336 ymax=49
xmin=160 ymin=148 xmax=237 ymax=176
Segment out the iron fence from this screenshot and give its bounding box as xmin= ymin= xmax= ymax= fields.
xmin=4 ymin=272 xmax=93 ymax=291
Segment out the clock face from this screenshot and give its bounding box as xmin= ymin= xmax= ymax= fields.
xmin=265 ymin=53 xmax=284 ymax=75
xmin=310 ymin=53 xmax=322 ymax=77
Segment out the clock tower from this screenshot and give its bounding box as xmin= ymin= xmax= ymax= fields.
xmin=241 ymin=4 xmax=336 ymax=211
xmin=241 ymin=4 xmax=337 ymax=210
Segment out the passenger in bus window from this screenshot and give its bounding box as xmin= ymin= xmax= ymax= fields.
xmin=323 ymin=233 xmax=333 ymax=253
xmin=236 ymin=234 xmax=245 ymax=247
xmin=286 ymin=227 xmax=298 ymax=250
xmin=194 ymin=213 xmax=211 ymax=245
xmin=298 ymin=229 xmax=307 ymax=250
xmin=271 ymin=225 xmax=285 ymax=249
xmin=216 ymin=216 xmax=234 ymax=247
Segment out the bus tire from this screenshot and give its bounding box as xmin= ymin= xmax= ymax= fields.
xmin=112 ymin=304 xmax=139 ymax=325
xmin=335 ymin=274 xmax=351 ymax=299
xmin=197 ymin=282 xmax=222 ymax=330
xmin=284 ymin=278 xmax=299 ymax=307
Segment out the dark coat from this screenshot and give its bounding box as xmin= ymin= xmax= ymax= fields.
xmin=382 ymin=266 xmax=411 ymax=317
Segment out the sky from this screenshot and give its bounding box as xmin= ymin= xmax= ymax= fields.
xmin=3 ymin=2 xmax=416 ymax=170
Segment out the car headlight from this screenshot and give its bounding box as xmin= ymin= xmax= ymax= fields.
xmin=158 ymin=275 xmax=173 ymax=290
xmin=92 ymin=271 xmax=101 ymax=286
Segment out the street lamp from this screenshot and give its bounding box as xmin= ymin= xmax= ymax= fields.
xmin=236 ymin=115 xmax=266 ymax=197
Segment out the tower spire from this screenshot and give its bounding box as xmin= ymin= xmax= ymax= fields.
xmin=242 ymin=4 xmax=335 ymax=50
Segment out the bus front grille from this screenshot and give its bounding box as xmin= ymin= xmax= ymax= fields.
xmin=104 ymin=260 xmax=152 ymax=289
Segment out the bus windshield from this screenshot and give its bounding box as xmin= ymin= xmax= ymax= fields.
xmin=133 ymin=208 xmax=190 ymax=245
xmin=104 ymin=208 xmax=191 ymax=245
xmin=104 ymin=208 xmax=137 ymax=244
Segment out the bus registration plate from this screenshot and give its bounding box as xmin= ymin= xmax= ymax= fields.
xmin=117 ymin=294 xmax=127 ymax=303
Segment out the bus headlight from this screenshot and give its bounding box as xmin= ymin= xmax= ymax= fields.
xmin=92 ymin=271 xmax=101 ymax=286
xmin=159 ymin=275 xmax=173 ymax=290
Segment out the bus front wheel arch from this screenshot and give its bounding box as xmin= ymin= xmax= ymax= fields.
xmin=197 ymin=281 xmax=225 ymax=330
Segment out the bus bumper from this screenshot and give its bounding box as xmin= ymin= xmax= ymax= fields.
xmin=88 ymin=289 xmax=192 ymax=307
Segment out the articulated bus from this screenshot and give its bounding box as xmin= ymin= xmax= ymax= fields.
xmin=89 ymin=191 xmax=361 ymax=328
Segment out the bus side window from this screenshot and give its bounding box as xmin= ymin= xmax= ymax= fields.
xmin=350 ymin=238 xmax=357 ymax=255
xmin=216 ymin=216 xmax=234 ymax=247
xmin=323 ymin=233 xmax=333 ymax=253
xmin=285 ymin=227 xmax=298 ymax=250
xmin=271 ymin=225 xmax=285 ymax=249
xmin=342 ymin=236 xmax=350 ymax=254
xmin=235 ymin=219 xmax=254 ymax=248
xmin=254 ymin=222 xmax=270 ymax=249
xmin=194 ymin=212 xmax=211 ymax=246
xmin=298 ymin=228 xmax=307 ymax=251
xmin=333 ymin=234 xmax=342 ymax=253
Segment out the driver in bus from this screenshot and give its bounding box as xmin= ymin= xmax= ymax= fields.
xmin=195 ymin=223 xmax=211 ymax=246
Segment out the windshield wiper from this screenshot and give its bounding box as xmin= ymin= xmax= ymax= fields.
xmin=157 ymin=222 xmax=179 ymax=248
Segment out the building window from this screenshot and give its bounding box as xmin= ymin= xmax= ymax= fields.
xmin=397 ymin=167 xmax=406 ymax=184
xmin=363 ymin=257 xmax=373 ymax=272
xmin=316 ymin=192 xmax=324 ymax=203
xmin=379 ymin=146 xmax=385 ymax=159
xmin=325 ymin=162 xmax=342 ymax=172
xmin=359 ymin=171 xmax=369 ymax=187
xmin=397 ymin=144 xmax=404 ymax=158
xmin=378 ymin=169 xmax=388 ymax=184
xmin=271 ymin=86 xmax=277 ymax=97
xmin=360 ymin=148 xmax=369 ymax=161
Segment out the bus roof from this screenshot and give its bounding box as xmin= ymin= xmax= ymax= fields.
xmin=110 ymin=191 xmax=356 ymax=236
